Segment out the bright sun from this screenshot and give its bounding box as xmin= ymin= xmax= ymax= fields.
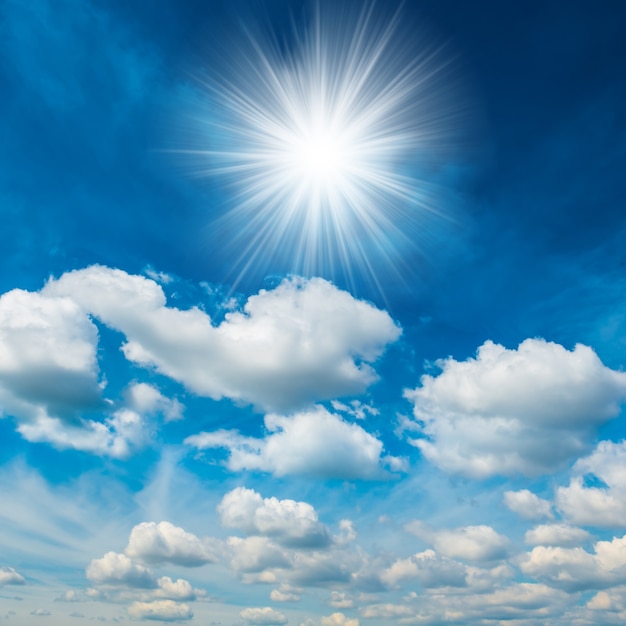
xmin=187 ymin=3 xmax=457 ymax=288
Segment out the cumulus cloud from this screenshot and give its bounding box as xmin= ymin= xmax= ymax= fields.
xmin=380 ymin=549 xmax=467 ymax=589
xmin=404 ymin=339 xmax=626 ymax=477
xmin=126 ymin=383 xmax=183 ymax=422
xmin=125 ymin=521 xmax=218 ymax=567
xmin=524 ymin=523 xmax=591 ymax=547
xmin=557 ymin=440 xmax=626 ymax=527
xmin=219 ymin=487 xmax=331 ymax=548
xmin=406 ymin=522 xmax=509 ymax=562
xmin=186 ymin=407 xmax=402 ymax=480
xmin=320 ymin=613 xmax=359 ymax=626
xmin=86 ymin=552 xmax=155 ymax=588
xmin=0 ymin=288 xmax=101 ymax=414
xmin=359 ymin=603 xmax=413 ymax=619
xmin=128 ymin=600 xmax=192 ymax=621
xmin=30 ymin=609 xmax=51 ymax=616
xmin=0 ymin=567 xmax=25 ymax=586
xmin=240 ymin=607 xmax=288 ymax=625
xmin=503 ymin=489 xmax=554 ymax=520
xmin=45 ymin=266 xmax=400 ymax=412
xmin=520 ymin=534 xmax=626 ymax=591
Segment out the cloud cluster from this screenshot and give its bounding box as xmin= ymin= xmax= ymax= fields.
xmin=219 ymin=487 xmax=331 ymax=548
xmin=186 ymin=406 xmax=402 ymax=480
xmin=556 ymin=440 xmax=626 ymax=527
xmin=405 ymin=339 xmax=626 ymax=477
xmin=0 ymin=566 xmax=25 ymax=586
xmin=520 ymin=534 xmax=626 ymax=592
xmin=45 ymin=266 xmax=400 ymax=413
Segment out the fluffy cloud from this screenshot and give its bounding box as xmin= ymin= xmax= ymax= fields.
xmin=128 ymin=600 xmax=192 ymax=621
xmin=126 ymin=383 xmax=183 ymax=422
xmin=0 ymin=288 xmax=101 ymax=414
xmin=0 ymin=566 xmax=25 ymax=586
xmin=186 ymin=407 xmax=401 ymax=480
xmin=404 ymin=339 xmax=626 ymax=477
xmin=219 ymin=487 xmax=331 ymax=548
xmin=524 ymin=523 xmax=591 ymax=547
xmin=125 ymin=521 xmax=218 ymax=567
xmin=556 ymin=440 xmax=626 ymax=527
xmin=86 ymin=552 xmax=155 ymax=588
xmin=240 ymin=607 xmax=288 ymax=625
xmin=45 ymin=266 xmax=400 ymax=412
xmin=520 ymin=534 xmax=626 ymax=591
xmin=406 ymin=522 xmax=509 ymax=562
xmin=380 ymin=550 xmax=467 ymax=589
xmin=320 ymin=613 xmax=359 ymax=626
xmin=503 ymin=489 xmax=554 ymax=520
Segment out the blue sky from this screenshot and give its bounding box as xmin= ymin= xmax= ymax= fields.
xmin=1 ymin=0 xmax=626 ymax=624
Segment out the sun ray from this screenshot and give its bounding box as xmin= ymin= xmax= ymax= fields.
xmin=182 ymin=1 xmax=461 ymax=291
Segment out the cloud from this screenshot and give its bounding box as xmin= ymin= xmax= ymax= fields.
xmin=0 ymin=288 xmax=101 ymax=414
xmin=519 ymin=534 xmax=626 ymax=591
xmin=126 ymin=383 xmax=183 ymax=422
xmin=406 ymin=522 xmax=509 ymax=562
xmin=380 ymin=549 xmax=467 ymax=589
xmin=503 ymin=489 xmax=553 ymax=520
xmin=270 ymin=585 xmax=301 ymax=602
xmin=240 ymin=607 xmax=287 ymax=625
xmin=556 ymin=440 xmax=626 ymax=527
xmin=0 ymin=567 xmax=25 ymax=586
xmin=404 ymin=339 xmax=626 ymax=477
xmin=125 ymin=521 xmax=218 ymax=567
xmin=320 ymin=614 xmax=359 ymax=626
xmin=227 ymin=536 xmax=291 ymax=575
xmin=524 ymin=523 xmax=591 ymax=547
xmin=127 ymin=600 xmax=192 ymax=622
xmin=186 ymin=407 xmax=402 ymax=480
xmin=45 ymin=266 xmax=400 ymax=412
xmin=154 ymin=577 xmax=204 ymax=601
xmin=29 ymin=609 xmax=50 ymax=616
xmin=218 ymin=487 xmax=331 ymax=548
xmin=329 ymin=592 xmax=353 ymax=609
xmin=359 ymin=603 xmax=413 ymax=619
xmin=86 ymin=552 xmax=156 ymax=588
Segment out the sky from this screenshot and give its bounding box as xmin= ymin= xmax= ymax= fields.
xmin=1 ymin=0 xmax=626 ymax=624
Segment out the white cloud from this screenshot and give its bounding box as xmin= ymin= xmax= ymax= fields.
xmin=154 ymin=577 xmax=205 ymax=601
xmin=406 ymin=522 xmax=509 ymax=562
xmin=125 ymin=521 xmax=218 ymax=567
xmin=329 ymin=592 xmax=353 ymax=609
xmin=557 ymin=440 xmax=626 ymax=527
xmin=227 ymin=536 xmax=291 ymax=575
xmin=404 ymin=339 xmax=626 ymax=477
xmin=218 ymin=487 xmax=331 ymax=548
xmin=45 ymin=266 xmax=400 ymax=412
xmin=186 ymin=406 xmax=401 ymax=480
xmin=0 ymin=288 xmax=101 ymax=414
xmin=503 ymin=489 xmax=554 ymax=520
xmin=128 ymin=600 xmax=192 ymax=621
xmin=86 ymin=552 xmax=155 ymax=588
xmin=519 ymin=534 xmax=626 ymax=591
xmin=524 ymin=523 xmax=591 ymax=547
xmin=240 ymin=607 xmax=288 ymax=625
xmin=320 ymin=613 xmax=359 ymax=626
xmin=380 ymin=549 xmax=467 ymax=589
xmin=30 ymin=609 xmax=51 ymax=616
xmin=0 ymin=566 xmax=25 ymax=586
xmin=270 ymin=585 xmax=301 ymax=602
xmin=360 ymin=603 xmax=413 ymax=619
xmin=126 ymin=383 xmax=183 ymax=422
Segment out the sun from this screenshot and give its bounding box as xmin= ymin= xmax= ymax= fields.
xmin=183 ymin=2 xmax=459 ymax=290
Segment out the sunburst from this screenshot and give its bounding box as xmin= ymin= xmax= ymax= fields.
xmin=183 ymin=2 xmax=459 ymax=290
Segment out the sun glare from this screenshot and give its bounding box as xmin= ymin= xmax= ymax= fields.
xmin=184 ymin=2 xmax=459 ymax=289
